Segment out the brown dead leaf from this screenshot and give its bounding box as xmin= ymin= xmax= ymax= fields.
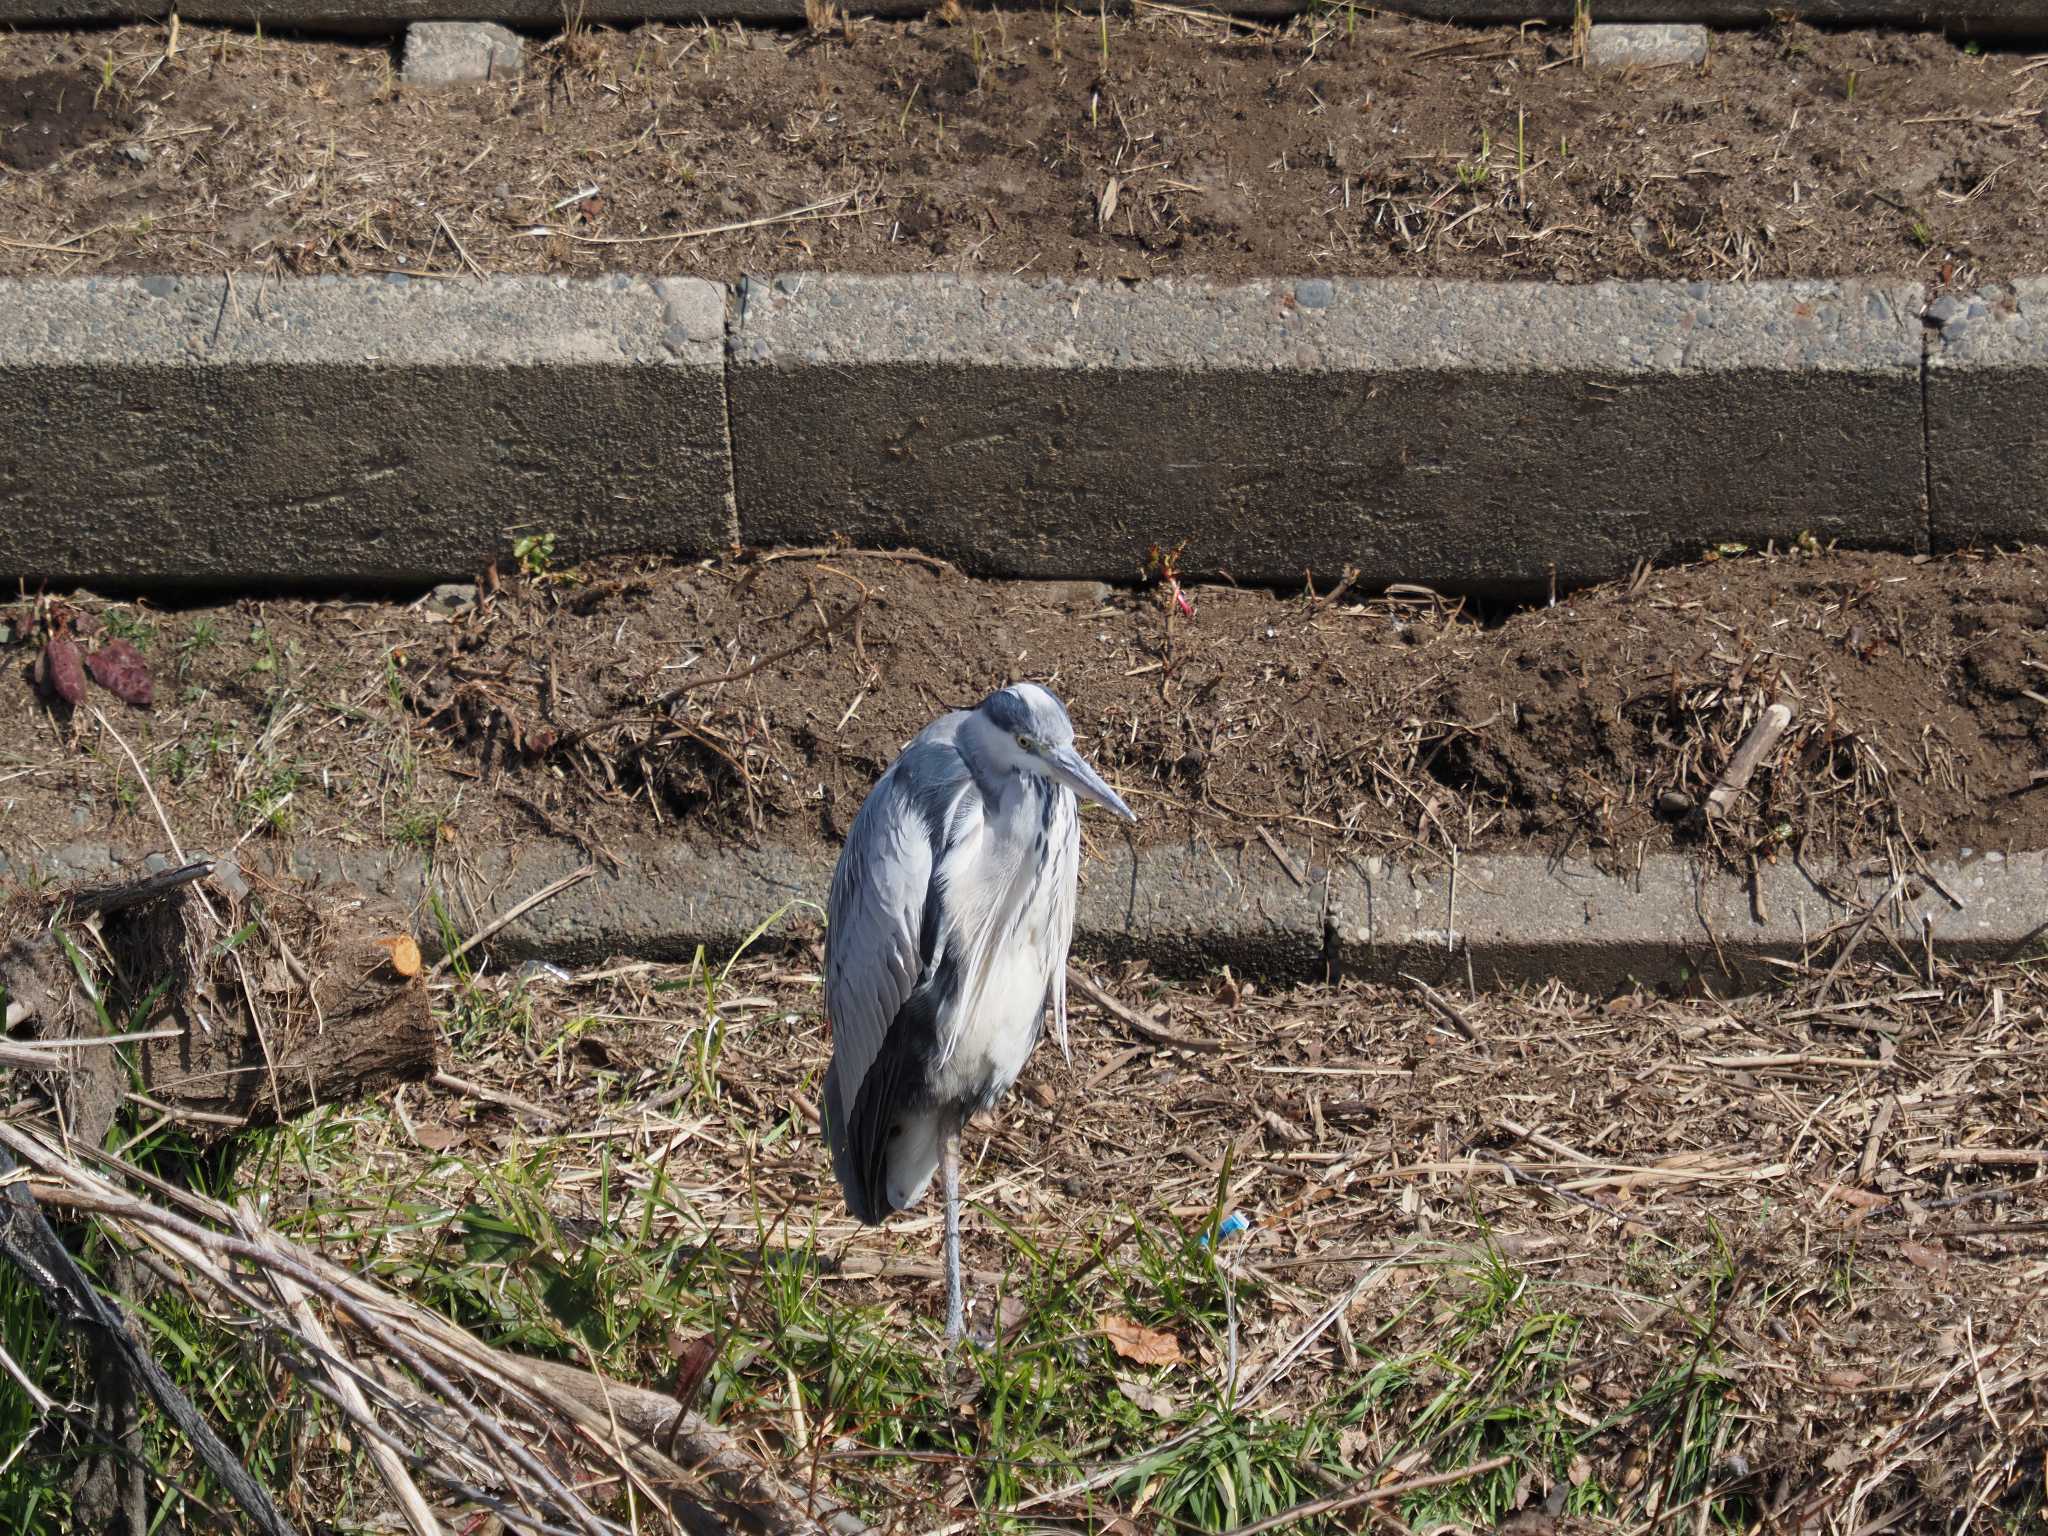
xmin=667 ymin=1330 xmax=720 ymax=1408
xmin=1099 ymin=1312 xmax=1180 ymax=1367
xmin=1900 ymin=1241 xmax=1950 ymax=1276
xmin=1113 ymin=1373 xmax=1177 ymax=1417
xmin=412 ymin=1123 xmax=466 ymax=1152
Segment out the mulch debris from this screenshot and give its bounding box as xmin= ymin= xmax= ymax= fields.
xmin=374 ymin=947 xmax=2048 ymax=1528
xmin=6 ymin=547 xmax=2046 ymax=881
xmin=2 ymin=14 xmax=2045 ymax=285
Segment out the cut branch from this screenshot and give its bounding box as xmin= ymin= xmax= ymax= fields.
xmin=1705 ymin=700 xmax=1795 ymax=818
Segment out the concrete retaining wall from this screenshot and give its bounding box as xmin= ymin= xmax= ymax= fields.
xmin=2 ymin=272 xmax=2037 ymax=596
xmin=3 ymin=838 xmax=2041 ymax=994
xmin=727 ymin=274 xmax=1925 ymax=593
xmin=0 ymin=274 xmax=733 ymax=589
xmin=4 ymin=0 xmax=2045 ymax=33
xmin=1926 ymin=279 xmax=2048 ymax=554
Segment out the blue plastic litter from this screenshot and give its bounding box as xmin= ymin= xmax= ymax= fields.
xmin=1200 ymin=1211 xmax=1252 ymax=1247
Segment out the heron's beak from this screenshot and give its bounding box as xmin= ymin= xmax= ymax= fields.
xmin=1046 ymin=745 xmax=1137 ymax=822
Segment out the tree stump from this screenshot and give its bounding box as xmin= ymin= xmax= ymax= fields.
xmin=2 ymin=862 xmax=438 ymax=1148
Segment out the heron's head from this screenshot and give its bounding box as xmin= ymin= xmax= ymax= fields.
xmin=974 ymin=683 xmax=1137 ymax=822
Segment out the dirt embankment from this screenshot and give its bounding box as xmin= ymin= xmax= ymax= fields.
xmin=3 ymin=14 xmax=2044 ymax=286
xmin=5 ymin=548 xmax=2046 ymax=878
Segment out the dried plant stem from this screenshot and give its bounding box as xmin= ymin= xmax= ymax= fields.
xmin=1704 ymin=700 xmax=1794 ymax=817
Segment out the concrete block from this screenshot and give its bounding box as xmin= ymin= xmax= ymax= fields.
xmin=727 ymin=275 xmax=1927 ymax=594
xmin=3 ymin=0 xmax=2047 ymax=35
xmin=1587 ymin=22 xmax=1709 ymax=66
xmin=1926 ymin=280 xmax=2048 ymax=552
xmin=8 ymin=838 xmax=2040 ymax=996
xmin=0 ymin=274 xmax=735 ymax=591
xmin=1331 ymin=849 xmax=2047 ymax=994
xmin=401 ymin=20 xmax=523 ymax=85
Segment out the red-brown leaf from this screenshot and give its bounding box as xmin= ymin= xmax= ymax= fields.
xmin=667 ymin=1331 xmax=720 ymax=1408
xmin=40 ymin=635 xmax=86 ymax=706
xmin=1099 ymin=1312 xmax=1181 ymax=1367
xmin=86 ymin=638 xmax=153 ymax=707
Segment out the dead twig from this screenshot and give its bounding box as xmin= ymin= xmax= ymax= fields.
xmin=1401 ymin=973 xmax=1487 ymax=1055
xmin=1705 ymin=700 xmax=1794 ymax=818
xmin=431 ymin=866 xmax=596 ymax=977
xmin=1218 ymin=1454 xmax=1514 ymax=1536
xmin=1065 ymin=967 xmax=1225 ymax=1053
xmin=0 ymin=1145 xmax=301 ymax=1536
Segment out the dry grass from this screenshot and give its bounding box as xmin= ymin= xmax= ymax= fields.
xmin=4 ymin=13 xmax=2046 ymax=284
xmin=7 ymin=921 xmax=2046 ymax=1532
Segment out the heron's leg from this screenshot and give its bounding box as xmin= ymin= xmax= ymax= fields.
xmin=940 ymin=1109 xmax=965 ymax=1348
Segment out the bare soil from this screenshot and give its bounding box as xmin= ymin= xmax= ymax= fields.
xmin=5 ymin=546 xmax=2047 ymax=880
xmin=2 ymin=12 xmax=2045 ymax=285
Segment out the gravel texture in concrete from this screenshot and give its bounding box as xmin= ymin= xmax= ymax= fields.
xmin=401 ymin=20 xmax=523 ymax=85
xmin=7 ymin=272 xmax=2033 ymax=595
xmin=5 ymin=839 xmax=2040 ymax=995
xmin=1926 ymin=280 xmax=2047 ymax=553
xmin=727 ymin=274 xmax=1927 ymax=593
xmin=2 ymin=0 xmax=2043 ymax=33
xmin=1587 ymin=22 xmax=1711 ymax=65
xmin=0 ymin=274 xmax=734 ymax=591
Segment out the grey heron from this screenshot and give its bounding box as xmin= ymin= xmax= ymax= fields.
xmin=821 ymin=682 xmax=1136 ymax=1345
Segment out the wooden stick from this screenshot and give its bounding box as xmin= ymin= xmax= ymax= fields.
xmin=239 ymin=1199 xmax=445 ymax=1536
xmin=1705 ymin=700 xmax=1795 ymax=817
xmin=1920 ymin=1148 xmax=2048 ymax=1167
xmin=1218 ymin=1453 xmax=1514 ymax=1536
xmin=1402 ymin=973 xmax=1488 ymax=1054
xmin=1858 ymin=1095 xmax=1897 ymax=1186
xmin=1497 ymin=1116 xmax=1600 ymax=1166
xmin=431 ymin=866 xmax=595 ymax=976
xmin=1065 ymin=966 xmax=1224 ymax=1053
xmin=1820 ymin=875 xmax=1908 ymax=990
xmin=59 ymin=860 xmax=215 ymax=918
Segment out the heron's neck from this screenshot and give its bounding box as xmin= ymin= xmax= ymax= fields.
xmin=991 ymin=770 xmax=1062 ymax=848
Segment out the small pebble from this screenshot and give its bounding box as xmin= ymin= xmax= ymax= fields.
xmin=423 ymin=582 xmax=478 ymax=616
xmin=1587 ymin=23 xmax=1709 ymax=69
xmin=401 ymin=21 xmax=524 ymax=88
xmin=211 ymin=857 xmax=251 ymax=902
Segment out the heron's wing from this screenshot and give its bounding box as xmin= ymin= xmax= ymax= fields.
xmin=822 ymin=728 xmax=978 ymax=1220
